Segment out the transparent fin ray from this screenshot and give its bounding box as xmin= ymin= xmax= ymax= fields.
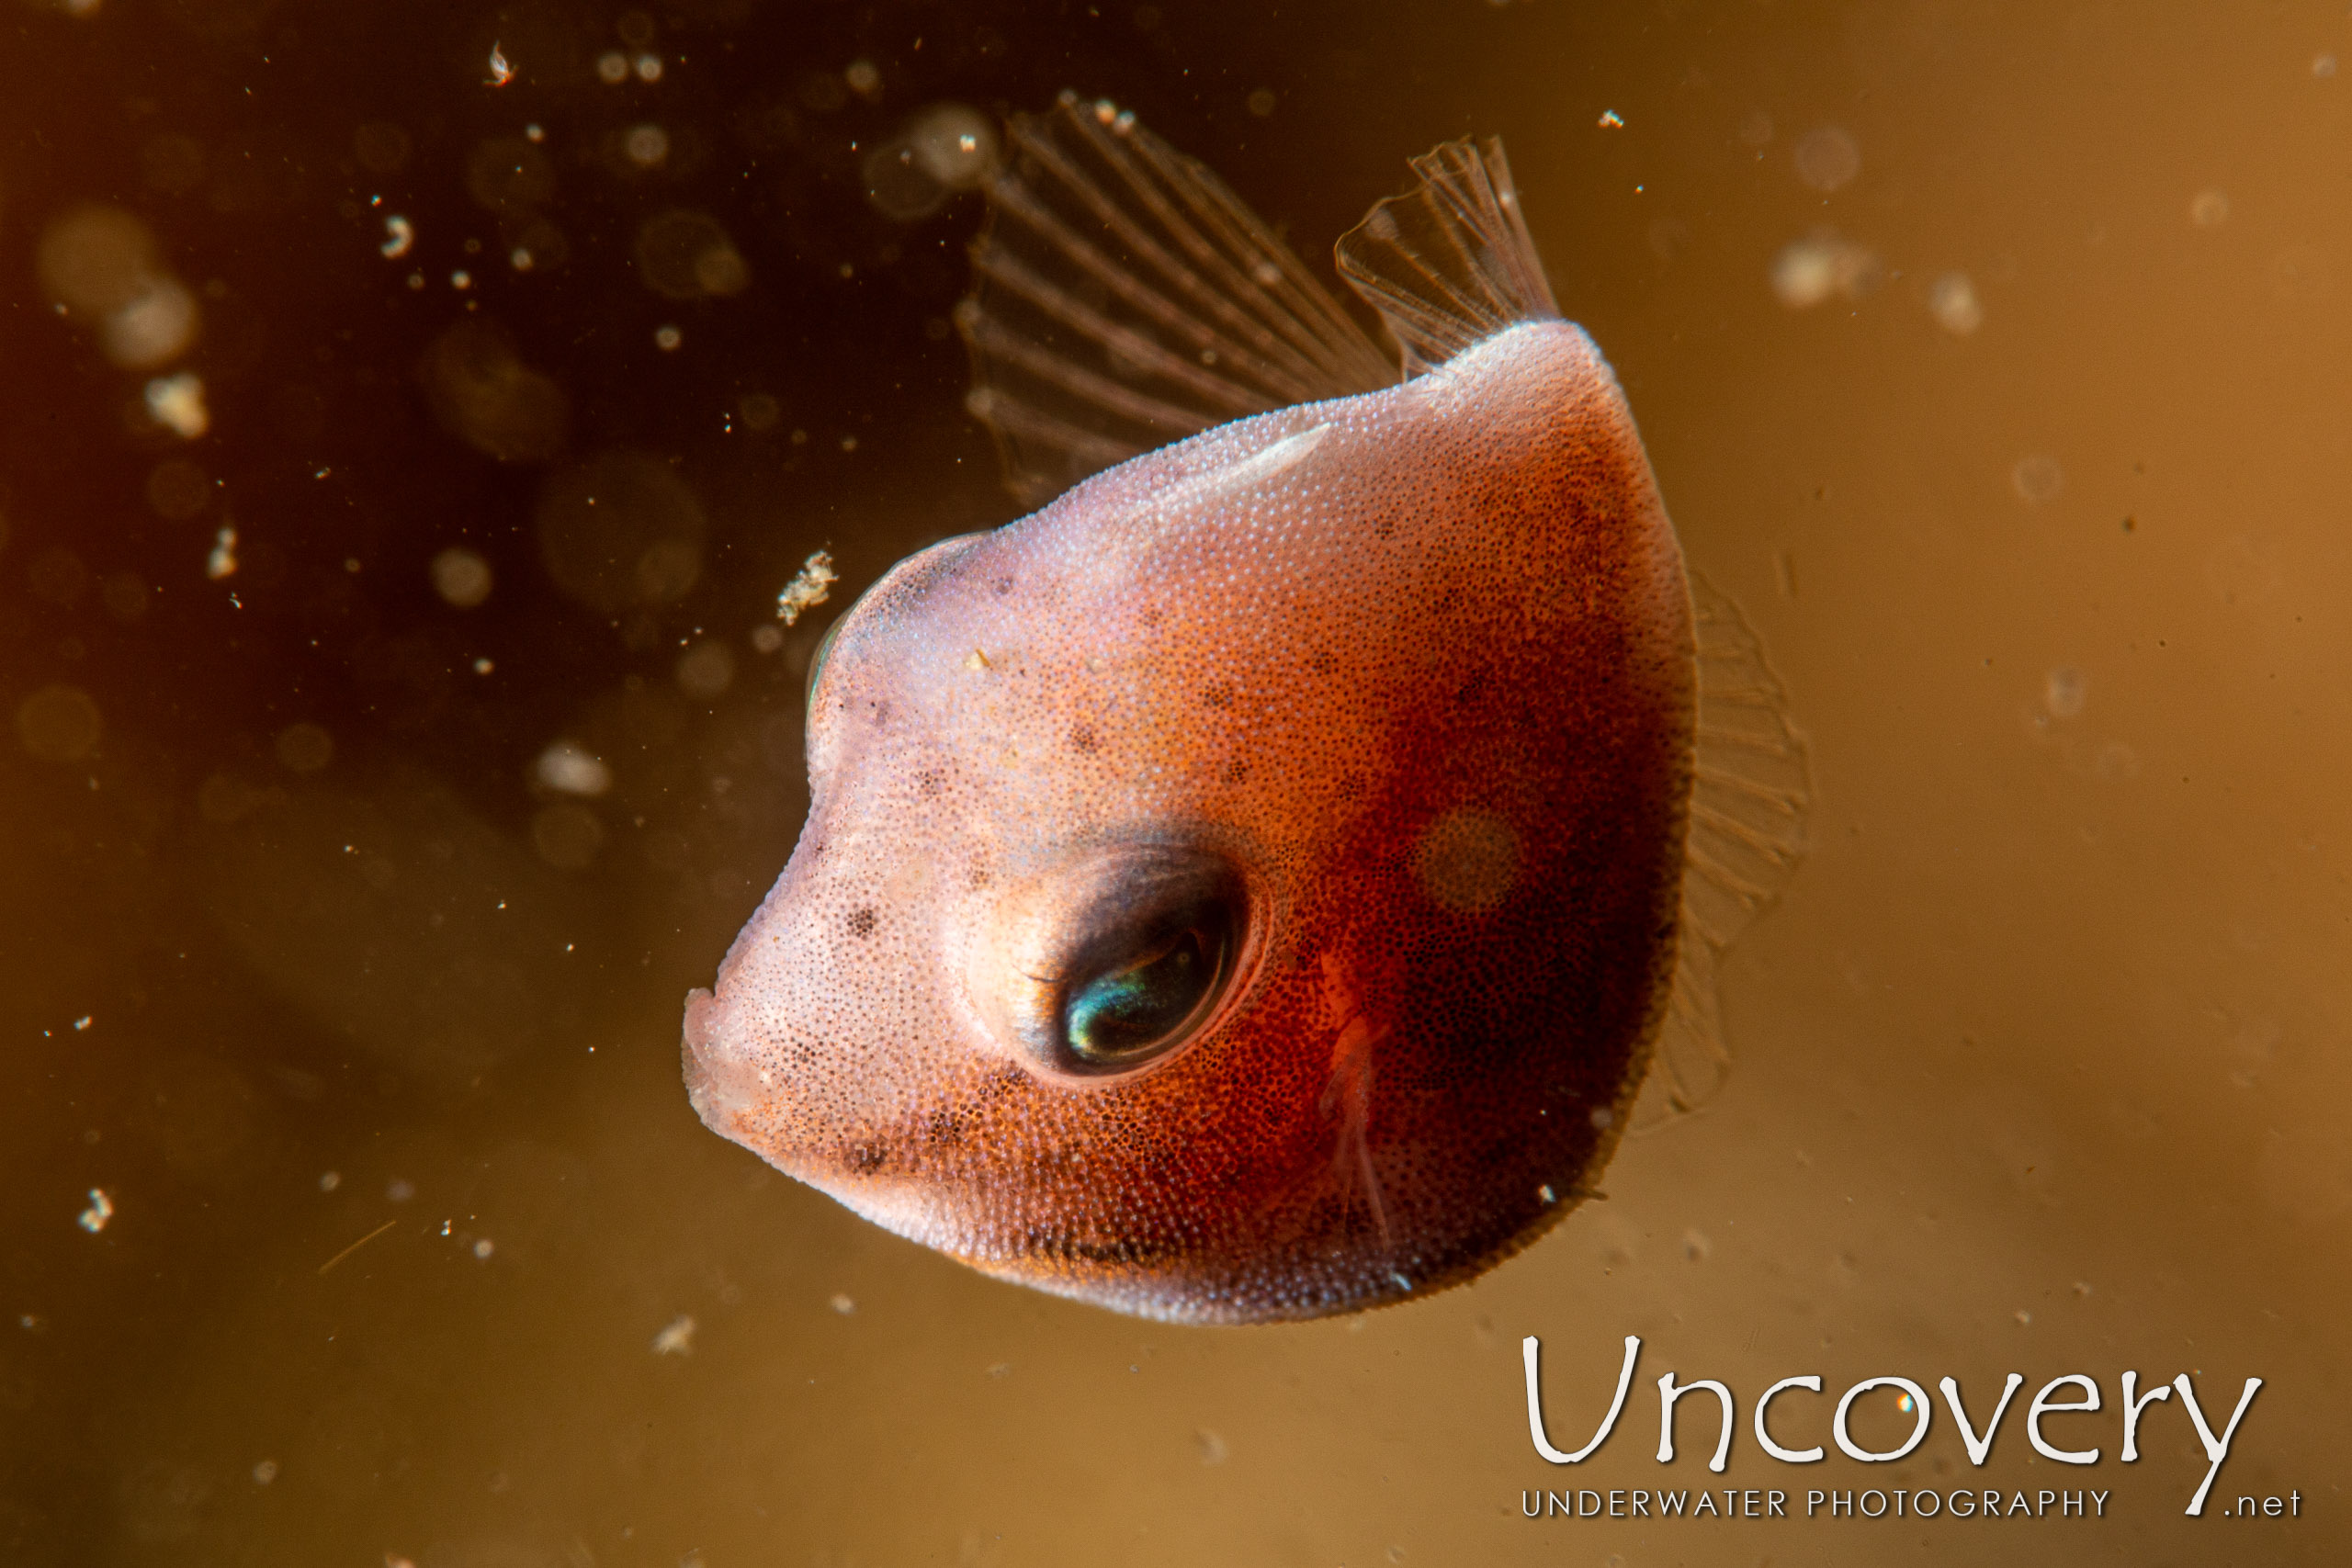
xmin=960 ymin=92 xmax=1395 ymax=508
xmin=1334 ymin=137 xmax=1561 ymax=377
xmin=1634 ymin=576 xmax=1812 ymax=1130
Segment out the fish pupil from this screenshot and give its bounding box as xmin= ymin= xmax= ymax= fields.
xmin=1063 ymin=918 xmax=1224 ymax=1065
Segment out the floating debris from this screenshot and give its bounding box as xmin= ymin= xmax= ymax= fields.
xmin=908 ymin=104 xmax=999 ymax=189
xmin=2011 ymin=454 xmax=2065 ymax=505
xmin=147 ymin=373 xmax=210 ymax=439
xmin=1597 ymin=109 xmax=1624 ymax=129
xmin=1928 ymin=271 xmax=1984 ymax=335
xmin=2044 ymin=665 xmax=2087 ymax=719
xmin=431 ymin=546 xmax=493 ymax=607
xmin=536 ymin=739 xmax=613 ymax=797
xmin=38 ymin=205 xmax=201 ymax=368
xmin=1770 ymin=231 xmax=1878 ymax=309
xmin=486 ymin=42 xmax=514 ymax=87
xmin=652 ymin=1314 xmax=697 ymax=1355
xmin=205 ymin=525 xmax=237 ymax=579
xmin=1792 ymin=125 xmax=1860 ymax=192
xmin=317 ymin=1219 xmax=397 ymax=1274
xmin=77 ymin=1189 xmax=113 ymax=1233
xmin=625 ymin=124 xmax=669 ymax=168
xmin=776 ymin=549 xmax=838 ymax=626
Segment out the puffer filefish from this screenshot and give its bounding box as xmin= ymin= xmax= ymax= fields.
xmin=683 ymin=93 xmax=1809 ymax=1325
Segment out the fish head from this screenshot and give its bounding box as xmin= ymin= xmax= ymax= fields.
xmin=684 ymin=321 xmax=1694 ymax=1322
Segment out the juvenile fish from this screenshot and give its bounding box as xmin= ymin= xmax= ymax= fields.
xmin=684 ymin=96 xmax=1806 ymax=1324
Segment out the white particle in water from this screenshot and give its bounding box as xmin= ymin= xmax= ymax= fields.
xmin=431 ymin=546 xmax=493 ymax=607
xmin=625 ymin=124 xmax=669 ymax=167
xmin=1929 ymin=272 xmax=1984 ymax=335
xmin=1771 ymin=231 xmax=1878 ymax=310
xmin=537 ymin=739 xmax=613 ymax=797
xmin=147 ymin=372 xmax=210 ymax=439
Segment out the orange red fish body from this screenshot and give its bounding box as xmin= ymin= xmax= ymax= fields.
xmin=684 ymin=101 xmax=1804 ymax=1323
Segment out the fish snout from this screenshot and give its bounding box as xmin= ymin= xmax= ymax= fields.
xmin=679 ymin=985 xmax=758 ymax=1138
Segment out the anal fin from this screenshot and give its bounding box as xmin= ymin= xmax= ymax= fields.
xmin=1634 ymin=576 xmax=1812 ymax=1129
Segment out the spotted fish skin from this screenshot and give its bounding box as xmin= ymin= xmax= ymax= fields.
xmin=683 ymin=319 xmax=1693 ymax=1323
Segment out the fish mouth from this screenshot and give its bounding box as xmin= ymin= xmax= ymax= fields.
xmin=677 ymin=985 xmax=921 ymax=1213
xmin=680 ymin=986 xmax=760 ymax=1139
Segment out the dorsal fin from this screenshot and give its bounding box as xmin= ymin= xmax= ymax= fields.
xmin=959 ymin=92 xmax=1395 ymax=508
xmin=1334 ymin=137 xmax=1561 ymax=377
xmin=1634 ymin=576 xmax=1813 ymax=1127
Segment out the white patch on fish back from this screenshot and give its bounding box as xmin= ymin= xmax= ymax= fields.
xmin=1156 ymin=422 xmax=1330 ymax=512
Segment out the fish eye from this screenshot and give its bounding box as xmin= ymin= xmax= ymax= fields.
xmin=1059 ymin=895 xmax=1235 ymax=1069
xmin=985 ymin=845 xmax=1250 ymax=1078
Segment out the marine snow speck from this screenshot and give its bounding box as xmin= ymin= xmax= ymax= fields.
xmin=683 ymin=94 xmax=1810 ymax=1324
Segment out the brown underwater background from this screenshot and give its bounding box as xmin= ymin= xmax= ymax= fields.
xmin=2 ymin=0 xmax=2346 ymax=1562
